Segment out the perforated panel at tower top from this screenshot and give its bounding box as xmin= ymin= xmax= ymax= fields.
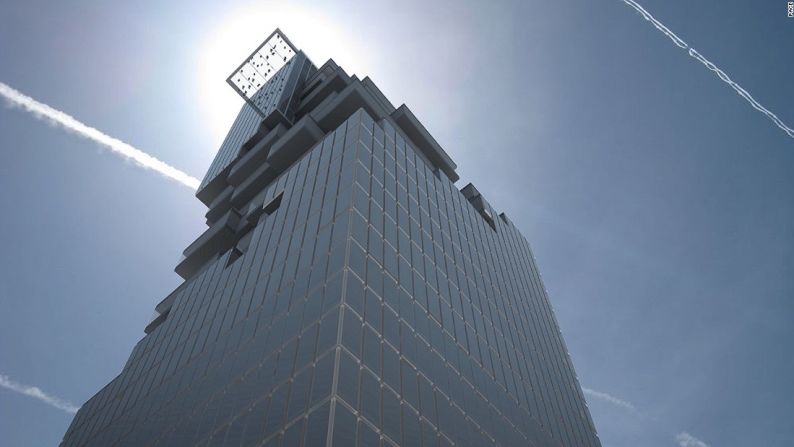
xmin=227 ymin=29 xmax=298 ymax=118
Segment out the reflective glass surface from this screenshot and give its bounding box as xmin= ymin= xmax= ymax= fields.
xmin=63 ymin=75 xmax=600 ymax=447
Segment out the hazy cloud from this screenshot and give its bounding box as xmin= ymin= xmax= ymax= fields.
xmin=0 ymin=81 xmax=201 ymax=189
xmin=582 ymin=387 xmax=639 ymax=413
xmin=676 ymin=431 xmax=711 ymax=447
xmin=0 ymin=373 xmax=79 ymax=414
xmin=619 ymin=0 xmax=794 ymax=139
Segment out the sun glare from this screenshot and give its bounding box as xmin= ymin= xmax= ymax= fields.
xmin=196 ymin=2 xmax=371 ymax=150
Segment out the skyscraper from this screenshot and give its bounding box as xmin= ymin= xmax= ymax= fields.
xmin=62 ymin=29 xmax=601 ymax=447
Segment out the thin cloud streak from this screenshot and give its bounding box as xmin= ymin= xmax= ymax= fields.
xmin=619 ymin=0 xmax=687 ymax=49
xmin=0 ymin=81 xmax=201 ymax=189
xmin=582 ymin=387 xmax=638 ymax=413
xmin=687 ymin=48 xmax=794 ymax=139
xmin=676 ymin=431 xmax=711 ymax=447
xmin=0 ymin=373 xmax=79 ymax=414
xmin=584 ymin=387 xmax=717 ymax=446
xmin=618 ymin=0 xmax=794 ymax=140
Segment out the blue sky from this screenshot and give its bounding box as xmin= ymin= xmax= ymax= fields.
xmin=1 ymin=1 xmax=793 ymax=446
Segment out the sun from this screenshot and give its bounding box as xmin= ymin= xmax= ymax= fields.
xmin=195 ymin=2 xmax=372 ymax=152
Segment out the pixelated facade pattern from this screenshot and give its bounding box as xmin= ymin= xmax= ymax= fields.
xmin=227 ymin=29 xmax=300 ymax=117
xmin=200 ymin=49 xmax=314 ymax=192
xmin=61 ymin=31 xmax=601 ymax=447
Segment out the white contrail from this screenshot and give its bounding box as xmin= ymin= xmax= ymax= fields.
xmin=0 ymin=373 xmax=79 ymax=414
xmin=619 ymin=0 xmax=688 ymax=49
xmin=619 ymin=0 xmax=794 ymax=140
xmin=687 ymin=49 xmax=794 ymax=139
xmin=582 ymin=387 xmax=638 ymax=413
xmin=676 ymin=431 xmax=711 ymax=447
xmin=0 ymin=81 xmax=201 ymax=189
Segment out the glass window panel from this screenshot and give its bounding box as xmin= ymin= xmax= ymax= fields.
xmin=360 ymin=370 xmax=380 ymax=427
xmin=287 ymin=367 xmax=312 ymax=421
xmin=418 ymin=375 xmax=437 ymax=426
xmin=362 ymin=325 xmax=380 ymax=374
xmin=342 ymin=310 xmax=362 ymax=357
xmin=275 ymin=338 xmax=298 ymax=381
xmin=295 ymin=324 xmax=318 ymax=369
xmin=420 ymin=418 xmax=438 ymax=447
xmin=263 ymin=383 xmax=288 ymax=438
xmin=357 ymin=420 xmax=380 ymax=447
xmin=381 ymin=387 xmax=401 ymax=442
xmin=351 ymin=211 xmax=369 ymax=248
xmin=439 ymin=434 xmax=453 ymax=447
xmin=304 ymin=288 xmax=323 ymax=326
xmin=323 ymin=275 xmax=343 ymax=314
xmin=366 ymin=257 xmax=383 ymax=298
xmin=401 ymin=360 xmax=419 ymax=410
xmin=311 ymin=353 xmax=334 ymax=407
xmin=240 ymin=399 xmax=268 ymax=446
xmin=283 ymin=417 xmax=305 ymax=446
xmin=316 ymin=308 xmax=339 ymax=356
xmin=331 ymin=402 xmax=357 ymax=446
xmin=337 ymin=351 xmax=360 ymax=408
xmin=304 ymin=402 xmax=330 ymax=447
xmin=261 ymin=433 xmax=281 ymax=447
xmin=400 ymin=322 xmax=417 ymax=361
xmin=368 ymin=227 xmax=384 ymax=265
xmin=349 ymin=241 xmax=367 ymax=281
xmin=383 ymin=245 xmax=398 ymax=281
xmin=364 ymin=290 xmax=382 ymax=333
xmin=401 ymin=404 xmax=420 ymax=447
xmin=345 ymin=275 xmax=365 ymax=317
xmin=382 ymin=308 xmax=399 ymax=350
xmin=353 ymin=185 xmax=370 ymax=216
xmin=382 ymin=345 xmax=400 ymax=392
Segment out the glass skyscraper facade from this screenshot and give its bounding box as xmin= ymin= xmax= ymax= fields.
xmin=62 ymin=30 xmax=601 ymax=447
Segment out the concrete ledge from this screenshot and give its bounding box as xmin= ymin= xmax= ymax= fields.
xmin=361 ymin=76 xmax=395 ymax=114
xmin=195 ymin=109 xmax=292 ymax=208
xmin=301 ymin=58 xmax=341 ymax=95
xmin=176 ymin=209 xmax=241 ymax=279
xmin=205 ymin=185 xmax=234 ymax=225
xmin=311 ymin=81 xmax=390 ymax=133
xmin=296 ymin=69 xmax=350 ymax=116
xmin=267 ymin=115 xmax=324 ymax=169
xmin=261 ymin=108 xmax=292 ymax=131
xmin=461 ymin=183 xmax=496 ymax=230
xmin=230 ymin=162 xmax=275 ymax=209
xmin=144 ymin=308 xmax=169 ymax=335
xmin=239 ymin=124 xmax=268 ymax=155
xmin=230 ymin=114 xmax=323 ymax=208
xmin=391 ymin=104 xmax=458 ymax=182
xmin=227 ymin=123 xmax=288 ymax=186
xmin=195 ymin=163 xmax=232 ymax=207
xmin=207 ymin=184 xmax=233 ymax=210
xmin=154 ymin=283 xmax=185 ymax=315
